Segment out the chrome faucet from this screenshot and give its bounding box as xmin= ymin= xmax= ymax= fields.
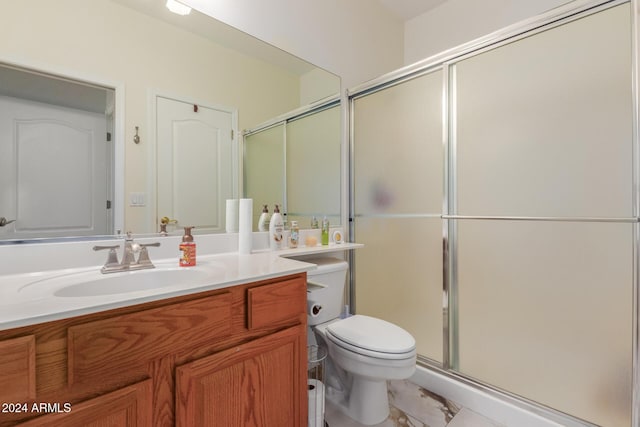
xmin=93 ymin=232 xmax=161 ymax=274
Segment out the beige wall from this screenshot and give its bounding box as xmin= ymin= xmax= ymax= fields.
xmin=300 ymin=69 xmax=339 ymax=105
xmin=404 ymin=0 xmax=571 ymax=64
xmin=183 ymin=0 xmax=405 ymax=88
xmin=0 ymin=0 xmax=303 ymax=233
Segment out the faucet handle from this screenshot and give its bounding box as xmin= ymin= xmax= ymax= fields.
xmin=140 ymin=242 xmax=161 ymax=248
xmin=94 ymin=245 xmax=119 ymax=255
xmin=134 ymin=242 xmax=161 ymax=268
xmin=93 ymin=245 xmax=120 ymax=272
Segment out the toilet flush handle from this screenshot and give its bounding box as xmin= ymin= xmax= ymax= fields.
xmin=311 ymin=304 xmax=322 ymax=316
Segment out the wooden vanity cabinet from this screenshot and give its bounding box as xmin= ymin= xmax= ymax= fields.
xmin=0 ymin=273 xmax=307 ymax=427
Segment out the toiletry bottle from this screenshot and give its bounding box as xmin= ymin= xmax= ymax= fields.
xmin=258 ymin=204 xmax=270 ymax=232
xmin=179 ymin=226 xmax=196 ymax=267
xmin=310 ymin=216 xmax=319 ymax=229
xmin=321 ymin=216 xmax=329 ymax=245
xmin=289 ymin=220 xmax=299 ymax=248
xmin=269 ymin=205 xmax=284 ymax=250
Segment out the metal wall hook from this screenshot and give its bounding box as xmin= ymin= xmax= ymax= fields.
xmin=133 ymin=126 xmax=140 ymax=144
xmin=0 ymin=217 xmax=15 ymax=227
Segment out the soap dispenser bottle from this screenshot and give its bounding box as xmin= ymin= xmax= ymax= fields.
xmin=179 ymin=226 xmax=196 ymax=267
xmin=258 ymin=205 xmax=270 ymax=232
xmin=269 ymin=205 xmax=284 ymax=250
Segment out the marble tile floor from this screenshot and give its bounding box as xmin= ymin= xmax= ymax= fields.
xmin=323 ymin=379 xmax=503 ymax=427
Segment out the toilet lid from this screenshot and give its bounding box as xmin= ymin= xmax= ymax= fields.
xmin=326 ymin=315 xmax=416 ymax=355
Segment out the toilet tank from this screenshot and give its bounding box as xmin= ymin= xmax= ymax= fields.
xmin=303 ymin=257 xmax=349 ymax=326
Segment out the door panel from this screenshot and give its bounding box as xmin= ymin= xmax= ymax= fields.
xmin=352 ymin=70 xmax=444 ymax=363
xmin=156 ymin=96 xmax=234 ymax=233
xmin=450 ymin=5 xmax=633 ymax=426
xmin=454 ymin=4 xmax=632 ymax=218
xmin=0 ymin=96 xmax=109 ymax=239
xmin=456 ymin=220 xmax=632 ymax=427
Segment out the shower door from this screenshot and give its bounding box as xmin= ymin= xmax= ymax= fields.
xmin=349 ymin=1 xmax=635 ymax=426
xmin=351 ymin=69 xmax=445 ymax=363
xmin=450 ymin=4 xmax=633 ymax=426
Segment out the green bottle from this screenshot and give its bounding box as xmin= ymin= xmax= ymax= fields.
xmin=321 ymin=216 xmax=329 ymax=245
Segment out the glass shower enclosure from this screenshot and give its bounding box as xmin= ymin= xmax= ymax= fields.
xmin=349 ymin=2 xmax=635 ymax=426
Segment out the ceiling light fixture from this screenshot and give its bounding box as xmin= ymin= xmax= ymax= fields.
xmin=166 ymin=0 xmax=192 ymax=15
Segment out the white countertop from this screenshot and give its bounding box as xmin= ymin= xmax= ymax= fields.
xmin=0 ymin=243 xmax=362 ymax=331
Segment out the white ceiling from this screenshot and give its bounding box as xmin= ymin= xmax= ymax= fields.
xmin=376 ymin=0 xmax=448 ymax=21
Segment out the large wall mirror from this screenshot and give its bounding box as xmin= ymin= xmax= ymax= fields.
xmin=0 ymin=0 xmax=340 ymax=242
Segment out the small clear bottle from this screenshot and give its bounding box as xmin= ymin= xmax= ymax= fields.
xmin=289 ymin=220 xmax=299 ymax=248
xmin=310 ymin=216 xmax=319 ymax=229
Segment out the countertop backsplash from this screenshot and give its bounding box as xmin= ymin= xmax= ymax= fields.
xmin=0 ymin=228 xmax=345 ymax=276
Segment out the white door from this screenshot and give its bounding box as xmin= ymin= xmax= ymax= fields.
xmin=156 ymin=96 xmax=235 ymax=233
xmin=0 ymin=96 xmax=109 ymax=239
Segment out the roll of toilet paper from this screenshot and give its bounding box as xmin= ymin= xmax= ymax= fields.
xmin=238 ymin=198 xmax=253 ymax=254
xmin=307 ymin=379 xmax=325 ymax=427
xmin=225 ymin=199 xmax=239 ymax=233
xmin=307 ymin=301 xmax=322 ymax=318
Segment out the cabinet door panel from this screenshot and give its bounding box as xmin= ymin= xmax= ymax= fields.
xmin=18 ymin=379 xmax=152 ymax=427
xmin=0 ymin=335 xmax=35 ymax=402
xmin=176 ymin=325 xmax=306 ymax=427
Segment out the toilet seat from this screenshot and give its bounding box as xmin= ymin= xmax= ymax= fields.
xmin=325 ymin=315 xmax=416 ymax=360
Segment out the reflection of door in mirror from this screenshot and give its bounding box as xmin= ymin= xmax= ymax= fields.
xmin=156 ymin=96 xmax=237 ymax=234
xmin=0 ymin=95 xmax=112 ymax=240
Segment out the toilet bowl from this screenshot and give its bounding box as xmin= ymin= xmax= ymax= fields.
xmin=297 ymin=256 xmax=416 ymax=426
xmin=314 ymin=315 xmax=416 ymax=425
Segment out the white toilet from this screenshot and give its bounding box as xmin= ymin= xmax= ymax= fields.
xmin=303 ymin=256 xmax=416 ymax=426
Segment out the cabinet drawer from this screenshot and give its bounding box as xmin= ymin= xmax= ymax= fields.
xmin=247 ymin=277 xmax=306 ymax=330
xmin=0 ymin=335 xmax=35 ymax=402
xmin=68 ymin=292 xmax=232 ymax=386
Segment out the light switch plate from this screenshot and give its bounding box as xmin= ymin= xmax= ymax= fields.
xmin=129 ymin=192 xmax=146 ymax=207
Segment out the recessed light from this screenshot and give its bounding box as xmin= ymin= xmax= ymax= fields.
xmin=166 ymin=0 xmax=191 ymax=15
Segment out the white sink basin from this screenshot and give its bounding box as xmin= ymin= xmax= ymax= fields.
xmin=54 ymin=268 xmax=211 ymax=297
xmin=18 ymin=262 xmax=226 ymax=298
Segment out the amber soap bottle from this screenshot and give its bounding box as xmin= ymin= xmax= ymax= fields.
xmin=179 ymin=226 xmax=196 ymax=267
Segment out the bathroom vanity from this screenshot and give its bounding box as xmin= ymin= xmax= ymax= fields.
xmin=0 ymin=254 xmax=314 ymax=426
